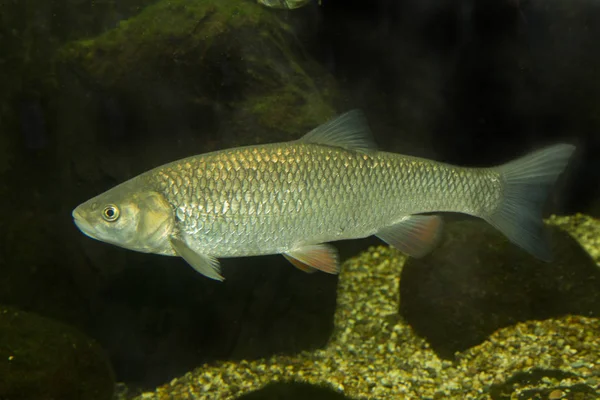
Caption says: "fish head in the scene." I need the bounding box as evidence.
[72,183,175,254]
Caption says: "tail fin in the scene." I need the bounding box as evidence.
[484,144,576,261]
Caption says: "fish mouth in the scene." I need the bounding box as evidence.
[72,208,97,239]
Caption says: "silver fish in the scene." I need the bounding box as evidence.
[257,0,313,10]
[72,111,575,281]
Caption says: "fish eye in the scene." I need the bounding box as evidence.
[102,205,120,222]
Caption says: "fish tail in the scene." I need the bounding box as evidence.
[484,144,576,261]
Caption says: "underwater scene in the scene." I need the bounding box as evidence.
[1,0,600,399]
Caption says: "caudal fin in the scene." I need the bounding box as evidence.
[484,144,576,261]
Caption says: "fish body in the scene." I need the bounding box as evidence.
[257,0,313,10]
[72,111,575,280]
[139,143,499,258]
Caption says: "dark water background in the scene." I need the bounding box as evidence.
[1,0,599,395]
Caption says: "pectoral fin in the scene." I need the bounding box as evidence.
[376,215,443,258]
[283,244,340,274]
[170,237,224,281]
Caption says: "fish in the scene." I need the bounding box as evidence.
[257,0,314,10]
[72,110,575,281]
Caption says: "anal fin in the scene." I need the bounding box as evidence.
[376,215,443,258]
[283,244,340,274]
[283,254,318,274]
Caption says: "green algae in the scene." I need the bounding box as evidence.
[243,84,335,136]
[57,0,339,147]
[59,0,289,85]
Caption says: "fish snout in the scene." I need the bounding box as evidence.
[72,206,96,238]
[72,207,82,220]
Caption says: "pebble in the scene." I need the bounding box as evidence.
[548,389,565,399]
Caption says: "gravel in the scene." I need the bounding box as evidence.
[132,214,600,400]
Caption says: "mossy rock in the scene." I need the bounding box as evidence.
[0,0,155,125]
[56,0,338,154]
[0,306,114,400]
[399,219,600,358]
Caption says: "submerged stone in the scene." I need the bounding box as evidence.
[400,218,600,358]
[56,0,338,155]
[0,306,114,400]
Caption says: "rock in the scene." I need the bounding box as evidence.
[0,306,114,400]
[0,0,153,125]
[55,0,338,171]
[399,218,600,358]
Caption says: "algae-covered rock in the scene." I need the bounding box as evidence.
[400,218,600,358]
[0,306,114,400]
[0,0,155,129]
[56,0,338,151]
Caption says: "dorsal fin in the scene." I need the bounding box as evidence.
[297,110,377,152]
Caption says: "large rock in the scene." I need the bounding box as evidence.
[400,218,600,358]
[0,0,155,127]
[56,0,338,166]
[0,306,114,400]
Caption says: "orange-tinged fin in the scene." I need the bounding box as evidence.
[376,215,443,258]
[283,244,340,274]
[283,254,318,274]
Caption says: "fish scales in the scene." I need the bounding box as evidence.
[141,143,501,258]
